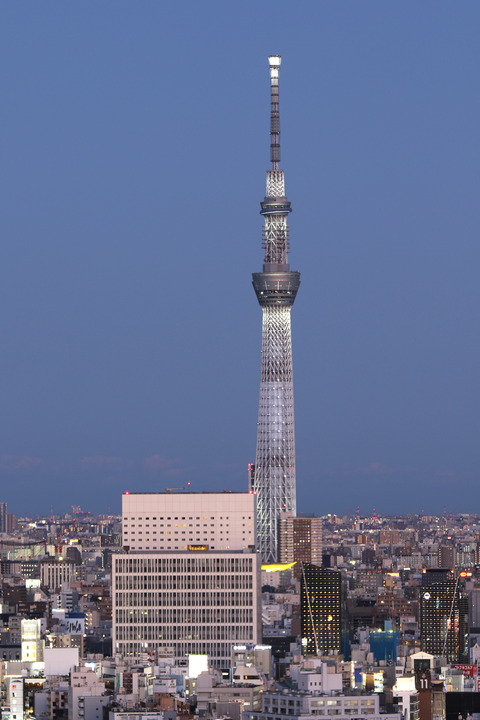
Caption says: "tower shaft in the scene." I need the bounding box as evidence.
[252,56,300,563]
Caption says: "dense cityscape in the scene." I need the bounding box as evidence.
[2,9,478,720]
[2,502,480,720]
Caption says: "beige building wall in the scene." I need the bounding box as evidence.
[279,515,322,569]
[122,491,256,552]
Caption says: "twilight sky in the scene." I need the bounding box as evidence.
[1,3,479,517]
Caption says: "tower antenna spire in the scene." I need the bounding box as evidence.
[268,55,281,170]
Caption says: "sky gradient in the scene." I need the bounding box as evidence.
[1,3,479,516]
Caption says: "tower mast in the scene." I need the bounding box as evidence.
[251,56,300,563]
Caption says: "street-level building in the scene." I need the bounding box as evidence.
[244,690,402,720]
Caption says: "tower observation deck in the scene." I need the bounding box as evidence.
[251,56,300,563]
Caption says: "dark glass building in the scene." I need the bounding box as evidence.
[300,563,342,656]
[420,576,469,663]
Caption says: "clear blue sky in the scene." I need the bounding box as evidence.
[1,2,479,516]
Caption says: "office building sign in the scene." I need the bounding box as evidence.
[59,616,85,635]
[453,664,477,678]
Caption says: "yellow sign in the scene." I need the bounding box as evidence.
[262,561,296,572]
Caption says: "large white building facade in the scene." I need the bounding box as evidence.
[122,492,255,552]
[113,549,260,667]
[113,492,261,669]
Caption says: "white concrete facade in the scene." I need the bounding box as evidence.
[68,668,106,720]
[8,677,24,720]
[113,550,261,668]
[40,561,75,592]
[245,691,402,720]
[196,669,262,713]
[122,492,256,552]
[289,664,343,694]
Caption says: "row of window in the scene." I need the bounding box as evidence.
[115,607,253,623]
[115,639,234,660]
[115,573,254,590]
[252,713,378,719]
[264,700,376,709]
[114,590,254,607]
[124,516,252,521]
[115,575,254,587]
[123,545,244,551]
[125,523,251,528]
[115,557,254,572]
[116,625,254,641]
[124,530,237,534]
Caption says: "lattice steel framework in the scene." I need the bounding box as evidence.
[251,56,300,563]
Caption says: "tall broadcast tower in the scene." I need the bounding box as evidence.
[251,56,300,563]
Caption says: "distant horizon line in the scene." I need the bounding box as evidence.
[8,507,480,521]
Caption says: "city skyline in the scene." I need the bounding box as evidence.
[1,3,480,516]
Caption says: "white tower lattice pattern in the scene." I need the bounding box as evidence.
[252,56,300,562]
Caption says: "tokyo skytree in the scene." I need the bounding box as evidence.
[251,56,300,563]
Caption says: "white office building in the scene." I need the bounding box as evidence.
[244,691,402,720]
[113,492,260,668]
[113,549,260,667]
[40,559,75,592]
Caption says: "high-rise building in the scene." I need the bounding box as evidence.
[40,559,76,593]
[300,563,342,656]
[0,503,16,534]
[0,502,7,533]
[421,568,452,587]
[113,492,261,669]
[5,513,16,533]
[420,576,469,663]
[279,515,322,576]
[251,56,300,563]
[437,545,455,569]
[468,588,480,632]
[113,550,260,668]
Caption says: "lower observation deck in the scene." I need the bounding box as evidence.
[252,270,300,307]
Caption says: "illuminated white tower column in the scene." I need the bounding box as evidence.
[251,56,300,563]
